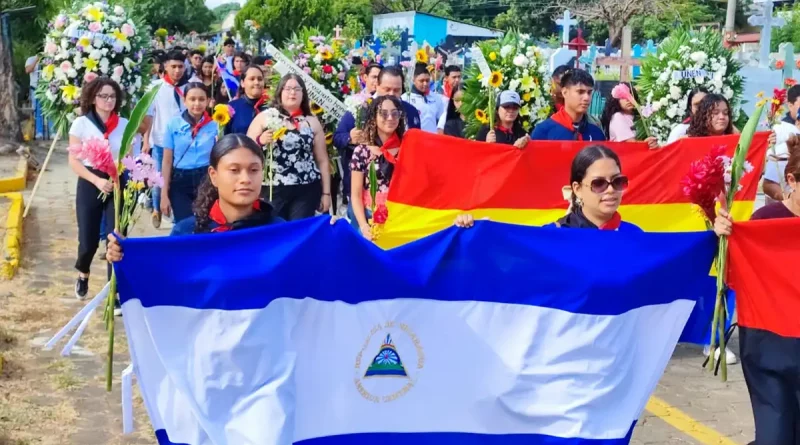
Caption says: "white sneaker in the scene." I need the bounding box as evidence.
[114,307,123,317]
[703,345,738,365]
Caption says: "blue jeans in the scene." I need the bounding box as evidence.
[347,203,372,230]
[168,167,207,223]
[151,146,163,212]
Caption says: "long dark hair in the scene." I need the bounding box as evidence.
[569,145,622,210]
[364,95,407,145]
[193,134,265,233]
[600,82,636,137]
[270,73,312,117]
[445,82,464,122]
[80,77,123,115]
[685,87,710,120]
[687,94,734,137]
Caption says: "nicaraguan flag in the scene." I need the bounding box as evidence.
[115,217,717,445]
[217,60,239,98]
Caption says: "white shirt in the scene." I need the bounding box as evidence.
[68,115,129,167]
[438,97,450,130]
[666,123,690,144]
[148,79,186,147]
[26,56,39,90]
[402,91,446,134]
[765,119,800,191]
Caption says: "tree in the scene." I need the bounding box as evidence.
[372,0,452,15]
[554,0,668,45]
[212,2,241,22]
[0,18,21,140]
[117,0,214,34]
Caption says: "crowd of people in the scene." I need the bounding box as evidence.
[63,40,799,443]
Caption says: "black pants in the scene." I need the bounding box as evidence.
[169,166,206,224]
[741,327,800,444]
[75,169,116,277]
[263,181,321,221]
[341,146,355,204]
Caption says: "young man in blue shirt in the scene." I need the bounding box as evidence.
[531,69,605,141]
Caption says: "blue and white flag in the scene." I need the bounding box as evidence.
[217,60,239,98]
[115,217,717,445]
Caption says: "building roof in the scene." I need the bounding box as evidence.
[373,10,503,35]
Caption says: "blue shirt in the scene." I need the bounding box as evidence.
[225,96,268,136]
[531,117,606,141]
[165,114,219,170]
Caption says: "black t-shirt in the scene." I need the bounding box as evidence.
[476,124,527,145]
[444,117,465,138]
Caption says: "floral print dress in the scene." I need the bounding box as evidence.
[264,117,321,186]
[349,144,394,208]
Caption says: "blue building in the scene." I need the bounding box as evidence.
[372,11,502,48]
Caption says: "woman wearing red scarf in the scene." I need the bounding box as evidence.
[348,96,407,240]
[455,145,639,232]
[247,74,331,220]
[476,90,530,148]
[105,135,285,263]
[160,83,218,224]
[68,77,128,300]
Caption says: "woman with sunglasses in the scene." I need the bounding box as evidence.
[349,95,406,240]
[455,145,636,231]
[247,74,332,220]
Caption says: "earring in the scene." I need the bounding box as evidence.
[575,196,583,207]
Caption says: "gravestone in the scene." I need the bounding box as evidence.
[646,40,657,55]
[400,28,410,61]
[550,47,577,72]
[370,38,383,56]
[594,27,639,82]
[748,0,785,68]
[632,44,643,78]
[579,45,598,71]
[603,38,613,57]
[556,10,578,45]
[781,42,795,79]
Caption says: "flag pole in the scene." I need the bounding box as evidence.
[23,129,61,218]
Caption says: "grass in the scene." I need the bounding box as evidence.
[47,359,84,392]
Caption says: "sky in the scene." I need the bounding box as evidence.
[204,0,243,10]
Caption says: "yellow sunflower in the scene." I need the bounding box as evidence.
[311,102,323,115]
[489,71,503,88]
[415,49,428,64]
[273,127,288,141]
[320,49,333,60]
[325,132,333,145]
[475,109,488,124]
[212,104,232,125]
[489,52,497,61]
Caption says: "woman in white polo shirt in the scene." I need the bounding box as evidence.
[68,77,128,300]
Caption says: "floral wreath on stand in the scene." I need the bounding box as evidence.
[460,31,553,139]
[36,2,149,136]
[636,27,745,144]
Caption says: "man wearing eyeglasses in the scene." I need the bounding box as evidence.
[334,66,420,204]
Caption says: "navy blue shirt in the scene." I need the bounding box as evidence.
[333,99,422,154]
[225,96,269,135]
[531,117,606,141]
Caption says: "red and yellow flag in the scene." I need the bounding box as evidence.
[378,130,769,249]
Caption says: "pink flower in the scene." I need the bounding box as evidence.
[641,104,654,118]
[44,42,58,55]
[113,65,124,77]
[84,72,98,83]
[611,83,634,102]
[337,71,346,81]
[69,138,117,177]
[121,23,134,37]
[303,67,311,74]
[373,205,389,224]
[60,61,72,72]
[681,145,727,222]
[226,105,235,117]
[54,15,67,29]
[88,21,102,33]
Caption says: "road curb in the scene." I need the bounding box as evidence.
[1,192,23,279]
[0,156,27,193]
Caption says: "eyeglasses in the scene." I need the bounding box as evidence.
[96,94,117,102]
[584,176,629,194]
[378,109,401,120]
[283,87,303,93]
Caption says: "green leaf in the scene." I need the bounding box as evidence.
[118,85,161,164]
[368,161,377,212]
[726,103,765,208]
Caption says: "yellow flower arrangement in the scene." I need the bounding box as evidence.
[61,85,80,101]
[85,6,103,21]
[489,71,503,88]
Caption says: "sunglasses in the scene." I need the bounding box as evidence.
[378,109,401,120]
[584,176,629,194]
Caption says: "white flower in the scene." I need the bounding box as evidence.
[513,54,529,67]
[722,86,733,99]
[669,85,682,100]
[114,5,125,14]
[690,51,707,65]
[500,44,514,58]
[89,49,102,60]
[509,79,520,91]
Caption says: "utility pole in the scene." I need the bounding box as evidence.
[724,0,737,40]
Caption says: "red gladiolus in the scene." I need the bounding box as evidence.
[373,205,389,224]
[322,65,333,74]
[681,145,727,223]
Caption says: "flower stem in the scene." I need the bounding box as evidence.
[106,181,122,392]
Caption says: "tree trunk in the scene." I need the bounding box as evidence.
[608,24,622,48]
[0,18,21,142]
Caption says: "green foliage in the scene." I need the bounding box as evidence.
[212,2,241,22]
[377,26,401,45]
[772,3,800,52]
[342,14,367,42]
[118,85,160,162]
[237,0,333,46]
[373,0,452,15]
[115,0,214,34]
[628,0,723,42]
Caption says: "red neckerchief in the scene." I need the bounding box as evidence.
[443,81,453,99]
[599,212,622,231]
[103,113,120,140]
[209,199,262,233]
[253,94,268,111]
[163,74,184,98]
[190,111,213,138]
[682,117,691,124]
[233,70,241,77]
[288,109,304,130]
[379,133,401,164]
[551,108,583,141]
[495,125,514,136]
[555,102,564,112]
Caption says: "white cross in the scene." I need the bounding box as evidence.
[334,25,343,40]
[748,0,785,68]
[555,10,578,45]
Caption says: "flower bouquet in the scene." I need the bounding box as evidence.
[344,91,370,130]
[758,89,788,190]
[212,104,235,138]
[681,101,764,381]
[461,31,552,138]
[611,83,653,137]
[636,27,745,143]
[67,138,118,200]
[260,108,287,200]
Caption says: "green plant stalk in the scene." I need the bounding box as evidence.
[269,143,274,201]
[488,89,496,129]
[106,181,122,392]
[368,161,378,214]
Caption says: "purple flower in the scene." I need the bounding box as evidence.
[641,104,654,118]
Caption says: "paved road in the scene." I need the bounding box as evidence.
[0,143,756,444]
